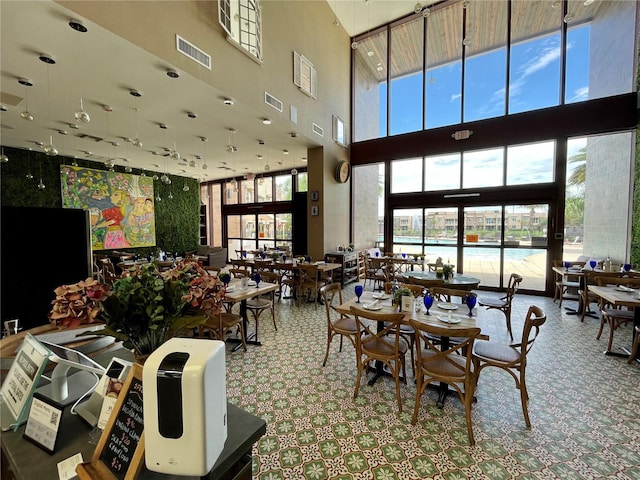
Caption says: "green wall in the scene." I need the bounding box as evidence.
[0,146,201,255]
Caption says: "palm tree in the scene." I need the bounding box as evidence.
[567,147,586,186]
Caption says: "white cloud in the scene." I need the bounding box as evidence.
[568,86,589,102]
[450,93,461,102]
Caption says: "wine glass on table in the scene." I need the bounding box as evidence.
[465,294,477,317]
[253,273,261,288]
[564,261,571,271]
[624,263,632,273]
[589,260,597,270]
[354,284,363,303]
[423,293,434,315]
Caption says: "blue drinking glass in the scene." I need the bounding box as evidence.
[282,255,287,262]
[375,251,379,257]
[402,253,406,259]
[423,294,434,315]
[564,261,571,270]
[242,251,247,258]
[465,294,477,317]
[354,284,363,303]
[589,260,597,270]
[253,273,261,287]
[624,263,632,272]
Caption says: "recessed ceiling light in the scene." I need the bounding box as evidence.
[283,149,289,154]
[187,112,197,119]
[583,0,594,4]
[0,105,6,112]
[223,98,234,106]
[302,157,308,162]
[69,123,80,129]
[68,18,88,33]
[129,89,142,97]
[262,118,272,125]
[18,78,33,87]
[102,104,112,112]
[159,123,168,129]
[166,69,179,78]
[38,53,56,64]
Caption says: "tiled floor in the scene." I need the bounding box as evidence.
[223,285,640,479]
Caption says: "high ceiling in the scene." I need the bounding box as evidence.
[0,0,422,182]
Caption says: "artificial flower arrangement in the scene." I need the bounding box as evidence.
[48,278,110,328]
[48,259,223,356]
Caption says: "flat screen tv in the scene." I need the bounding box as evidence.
[1,206,92,330]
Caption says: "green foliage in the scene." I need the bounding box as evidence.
[0,146,201,255]
[97,263,204,354]
[394,287,413,305]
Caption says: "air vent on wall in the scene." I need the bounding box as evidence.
[312,123,324,137]
[264,92,283,112]
[176,34,211,70]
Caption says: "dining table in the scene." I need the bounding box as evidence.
[224,278,279,350]
[403,271,481,290]
[588,284,640,360]
[336,291,488,408]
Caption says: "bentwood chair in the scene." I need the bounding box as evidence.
[245,271,278,340]
[579,271,623,323]
[351,306,407,411]
[552,260,584,307]
[275,262,297,302]
[297,263,320,306]
[406,276,445,291]
[320,283,360,366]
[594,276,640,353]
[409,319,481,445]
[472,305,546,428]
[198,311,247,352]
[478,273,523,340]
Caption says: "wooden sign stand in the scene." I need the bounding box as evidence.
[77,363,145,480]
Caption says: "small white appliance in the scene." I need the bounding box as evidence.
[143,338,227,476]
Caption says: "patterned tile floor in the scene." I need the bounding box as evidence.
[222,286,640,479]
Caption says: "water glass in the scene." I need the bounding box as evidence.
[423,294,434,315]
[354,284,363,303]
[589,260,597,270]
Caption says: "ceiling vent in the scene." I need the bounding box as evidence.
[176,34,211,70]
[264,92,283,112]
[312,123,324,137]
[75,133,105,142]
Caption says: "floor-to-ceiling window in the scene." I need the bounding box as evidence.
[350,0,637,294]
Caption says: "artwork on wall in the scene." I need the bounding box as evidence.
[60,166,155,250]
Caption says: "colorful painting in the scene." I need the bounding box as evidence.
[60,166,155,250]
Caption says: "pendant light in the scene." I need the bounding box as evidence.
[0,147,8,163]
[130,90,143,147]
[37,156,46,190]
[201,136,208,170]
[25,149,34,179]
[225,128,237,153]
[74,97,90,123]
[183,178,190,192]
[18,78,34,121]
[40,53,57,156]
[350,0,358,49]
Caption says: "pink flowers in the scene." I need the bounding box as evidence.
[49,278,110,328]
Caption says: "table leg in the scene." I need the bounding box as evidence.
[230,300,262,351]
[604,305,639,359]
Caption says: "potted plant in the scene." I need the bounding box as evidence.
[49,278,110,329]
[393,287,413,311]
[442,264,455,280]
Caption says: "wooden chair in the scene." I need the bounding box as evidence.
[383,282,422,297]
[579,271,623,323]
[478,273,523,340]
[198,311,247,352]
[99,258,118,285]
[472,305,546,428]
[594,276,640,353]
[229,267,249,279]
[245,271,278,339]
[364,256,387,290]
[351,306,407,411]
[406,276,445,291]
[409,319,481,445]
[275,262,297,302]
[297,263,320,306]
[552,260,584,307]
[430,286,475,305]
[628,325,640,364]
[253,259,273,274]
[320,283,360,366]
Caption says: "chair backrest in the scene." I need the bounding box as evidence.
[505,273,523,303]
[230,268,249,278]
[350,306,405,352]
[297,263,319,284]
[100,258,117,284]
[254,259,273,272]
[407,276,445,290]
[595,276,640,288]
[320,282,344,324]
[517,305,546,360]
[409,319,480,377]
[259,270,279,284]
[383,282,422,297]
[430,286,475,304]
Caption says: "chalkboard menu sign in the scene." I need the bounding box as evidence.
[76,364,145,480]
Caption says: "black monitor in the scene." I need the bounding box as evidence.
[1,206,92,329]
